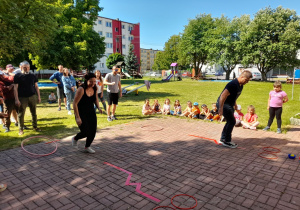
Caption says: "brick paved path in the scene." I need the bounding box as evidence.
[1,117,300,210]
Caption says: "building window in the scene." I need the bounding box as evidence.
[122,25,125,29]
[106,22,112,27]
[115,28,118,32]
[128,36,133,41]
[98,20,102,24]
[122,45,126,49]
[106,43,113,48]
[100,63,104,68]
[106,32,112,38]
[128,26,133,31]
[122,35,125,39]
[98,31,103,36]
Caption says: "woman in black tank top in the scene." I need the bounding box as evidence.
[72,73,101,153]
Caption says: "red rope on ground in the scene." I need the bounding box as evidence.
[141,125,164,131]
[171,194,198,210]
[262,147,281,153]
[258,152,278,160]
[21,136,58,157]
[188,134,220,145]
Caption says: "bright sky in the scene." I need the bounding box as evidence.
[99,0,300,51]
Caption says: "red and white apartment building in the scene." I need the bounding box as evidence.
[93,16,140,73]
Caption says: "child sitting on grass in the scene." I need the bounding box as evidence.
[241,105,259,130]
[208,103,220,121]
[152,99,161,114]
[234,105,244,126]
[199,104,210,120]
[188,102,200,119]
[162,98,171,115]
[142,99,154,115]
[181,101,193,117]
[170,99,182,116]
[48,91,57,104]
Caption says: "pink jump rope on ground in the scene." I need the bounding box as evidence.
[21,136,59,157]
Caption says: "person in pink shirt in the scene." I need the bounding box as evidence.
[241,105,259,130]
[234,104,244,126]
[263,81,288,134]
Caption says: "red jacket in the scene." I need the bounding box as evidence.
[0,74,14,100]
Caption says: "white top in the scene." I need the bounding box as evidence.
[96,78,104,94]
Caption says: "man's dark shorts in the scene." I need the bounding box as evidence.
[107,93,119,105]
[57,87,66,99]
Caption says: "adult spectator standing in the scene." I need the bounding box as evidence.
[0,65,18,132]
[0,70,14,128]
[4,64,19,127]
[216,70,252,148]
[62,68,76,115]
[104,66,122,122]
[50,65,66,111]
[14,61,41,135]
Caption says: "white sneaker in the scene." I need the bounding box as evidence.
[68,111,72,115]
[71,137,78,147]
[85,147,95,154]
[0,119,2,125]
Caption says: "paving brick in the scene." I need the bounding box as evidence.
[0,118,299,210]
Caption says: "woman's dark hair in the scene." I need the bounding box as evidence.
[83,73,97,92]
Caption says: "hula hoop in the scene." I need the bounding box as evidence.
[141,125,164,131]
[258,152,278,160]
[262,147,280,153]
[153,206,176,210]
[171,194,198,210]
[21,136,58,157]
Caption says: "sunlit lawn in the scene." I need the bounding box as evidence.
[1,77,299,150]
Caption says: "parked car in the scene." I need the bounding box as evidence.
[215,72,223,76]
[150,73,161,77]
[252,72,262,80]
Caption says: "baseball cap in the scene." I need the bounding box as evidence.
[237,105,241,110]
[201,104,207,108]
[193,102,199,106]
[6,64,14,69]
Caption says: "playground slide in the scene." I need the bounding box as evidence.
[124,72,131,78]
[162,73,174,81]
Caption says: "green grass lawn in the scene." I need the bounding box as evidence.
[1,77,299,150]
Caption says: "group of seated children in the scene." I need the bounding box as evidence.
[143,99,260,129]
[142,99,221,121]
[234,104,259,130]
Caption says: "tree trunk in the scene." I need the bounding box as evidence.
[261,70,268,81]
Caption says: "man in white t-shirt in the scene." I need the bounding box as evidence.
[104,66,122,122]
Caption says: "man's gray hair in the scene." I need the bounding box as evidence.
[112,65,117,69]
[20,61,30,66]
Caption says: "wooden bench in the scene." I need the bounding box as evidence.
[286,78,300,84]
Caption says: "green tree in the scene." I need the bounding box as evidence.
[125,44,139,72]
[241,6,300,81]
[209,15,250,80]
[152,51,169,70]
[0,0,63,66]
[179,14,215,76]
[30,0,105,70]
[106,53,124,69]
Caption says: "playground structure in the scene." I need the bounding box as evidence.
[122,80,151,95]
[162,63,182,81]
